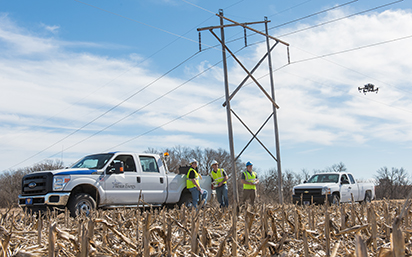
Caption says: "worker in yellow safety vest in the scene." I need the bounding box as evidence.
[187,158,208,209]
[210,160,229,207]
[241,161,259,206]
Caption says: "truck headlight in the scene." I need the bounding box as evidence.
[322,187,331,195]
[53,176,71,191]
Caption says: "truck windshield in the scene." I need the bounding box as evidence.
[307,174,339,183]
[71,153,114,169]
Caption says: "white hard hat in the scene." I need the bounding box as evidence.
[211,160,219,166]
[190,158,198,164]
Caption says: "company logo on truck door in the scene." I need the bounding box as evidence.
[112,179,136,189]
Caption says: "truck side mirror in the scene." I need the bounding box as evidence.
[341,179,349,185]
[114,162,124,174]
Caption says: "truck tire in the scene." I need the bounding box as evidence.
[364,191,372,203]
[331,193,340,205]
[177,192,193,208]
[68,193,96,217]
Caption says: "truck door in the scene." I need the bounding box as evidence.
[102,154,141,205]
[348,174,360,201]
[340,174,351,202]
[138,155,167,203]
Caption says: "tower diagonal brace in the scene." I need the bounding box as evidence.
[209,30,280,109]
[222,41,279,107]
[231,110,277,162]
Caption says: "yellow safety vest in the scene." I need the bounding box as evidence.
[211,168,226,187]
[187,168,199,189]
[243,170,257,190]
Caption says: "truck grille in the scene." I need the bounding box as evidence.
[294,188,322,196]
[21,172,53,196]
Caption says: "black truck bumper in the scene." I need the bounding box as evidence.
[292,194,333,205]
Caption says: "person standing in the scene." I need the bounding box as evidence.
[187,158,208,209]
[241,161,259,206]
[210,160,229,208]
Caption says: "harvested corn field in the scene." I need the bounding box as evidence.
[1,199,411,256]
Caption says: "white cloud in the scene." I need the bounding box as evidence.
[42,24,60,34]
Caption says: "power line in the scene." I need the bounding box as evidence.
[66,1,365,152]
[104,65,290,150]
[11,0,409,168]
[277,0,403,38]
[107,96,225,150]
[73,0,222,52]
[47,44,248,157]
[202,0,359,51]
[73,0,198,45]
[291,34,412,64]
[56,51,226,153]
[289,34,412,95]
[47,38,412,162]
[268,0,358,30]
[181,0,216,15]
[8,3,222,169]
[211,0,401,54]
[6,6,217,153]
[8,0,246,169]
[267,0,314,17]
[106,56,412,152]
[91,0,412,157]
[236,0,402,49]
[50,3,405,155]
[9,50,201,169]
[280,68,412,115]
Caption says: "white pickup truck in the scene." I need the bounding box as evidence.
[292,172,375,205]
[18,152,211,216]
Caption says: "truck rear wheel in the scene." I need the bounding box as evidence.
[177,192,193,208]
[68,193,96,217]
[364,191,372,203]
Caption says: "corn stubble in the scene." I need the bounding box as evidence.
[0,199,411,256]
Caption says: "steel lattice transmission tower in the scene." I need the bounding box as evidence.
[198,10,290,205]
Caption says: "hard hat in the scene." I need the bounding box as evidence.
[246,161,253,167]
[211,160,219,166]
[190,158,198,164]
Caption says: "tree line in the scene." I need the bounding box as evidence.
[0,147,410,208]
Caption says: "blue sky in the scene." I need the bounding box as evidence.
[1,0,412,181]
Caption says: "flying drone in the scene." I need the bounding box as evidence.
[358,83,378,94]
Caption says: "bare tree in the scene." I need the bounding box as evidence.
[0,170,27,208]
[258,169,301,203]
[0,159,64,208]
[325,162,347,173]
[300,168,311,182]
[374,167,411,199]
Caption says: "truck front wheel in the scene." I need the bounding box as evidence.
[331,193,340,205]
[68,193,96,217]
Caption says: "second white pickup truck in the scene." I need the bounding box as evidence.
[292,172,375,205]
[18,152,212,216]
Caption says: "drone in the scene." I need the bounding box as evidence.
[358,83,378,94]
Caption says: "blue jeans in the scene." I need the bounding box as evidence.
[215,184,229,208]
[188,187,208,209]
